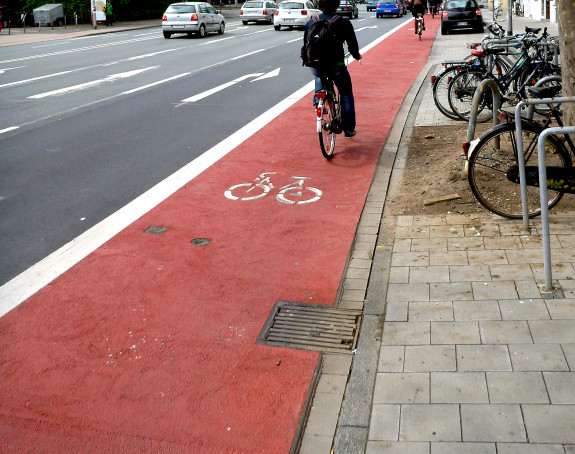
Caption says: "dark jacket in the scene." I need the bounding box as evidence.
[303,13,361,66]
[411,1,426,16]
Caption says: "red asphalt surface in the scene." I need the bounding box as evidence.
[0,18,438,453]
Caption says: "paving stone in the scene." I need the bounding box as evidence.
[508,344,569,371]
[373,373,429,403]
[430,282,473,301]
[449,265,491,282]
[506,249,545,265]
[448,237,484,251]
[299,433,333,454]
[409,302,454,322]
[404,345,456,372]
[457,345,512,371]
[392,252,430,267]
[562,344,575,370]
[390,267,409,284]
[411,238,448,252]
[387,283,430,302]
[397,216,414,227]
[496,443,565,454]
[465,223,500,238]
[453,300,502,321]
[499,299,550,320]
[369,404,400,441]
[429,251,468,266]
[543,372,575,403]
[431,372,488,403]
[489,264,534,281]
[304,391,342,436]
[366,441,430,454]
[409,266,450,284]
[523,404,575,443]
[346,266,371,280]
[479,321,533,344]
[532,262,575,281]
[530,320,575,343]
[395,226,430,239]
[414,215,448,226]
[400,404,461,441]
[316,373,349,395]
[431,442,495,453]
[472,281,518,300]
[382,322,431,345]
[431,321,480,344]
[394,239,412,252]
[545,298,575,319]
[321,354,352,375]
[430,225,464,238]
[461,404,526,442]
[485,236,522,250]
[467,250,508,265]
[378,345,405,372]
[515,280,542,300]
[486,372,549,403]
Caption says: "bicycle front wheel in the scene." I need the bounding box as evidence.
[467,122,571,219]
[318,97,336,160]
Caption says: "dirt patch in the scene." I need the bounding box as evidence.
[385,124,575,217]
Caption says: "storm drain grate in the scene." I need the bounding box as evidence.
[257,301,362,354]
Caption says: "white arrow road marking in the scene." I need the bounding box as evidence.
[355,25,378,31]
[251,68,280,82]
[28,66,158,99]
[122,72,191,95]
[181,73,264,103]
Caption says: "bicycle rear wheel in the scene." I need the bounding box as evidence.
[318,97,336,159]
[467,122,571,219]
[448,69,494,123]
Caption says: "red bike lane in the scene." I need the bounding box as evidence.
[0,19,438,453]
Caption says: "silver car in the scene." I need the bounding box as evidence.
[162,2,225,39]
[240,1,278,24]
[274,0,321,30]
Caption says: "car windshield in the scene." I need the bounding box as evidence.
[165,4,197,13]
[244,2,264,7]
[280,2,305,9]
[446,0,476,7]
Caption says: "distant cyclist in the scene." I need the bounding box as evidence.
[304,0,362,138]
[411,0,427,33]
[428,0,439,15]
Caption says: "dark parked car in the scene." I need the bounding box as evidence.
[336,0,359,18]
[441,0,484,34]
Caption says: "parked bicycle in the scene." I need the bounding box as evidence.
[466,84,575,219]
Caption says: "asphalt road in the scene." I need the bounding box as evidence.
[0,13,408,286]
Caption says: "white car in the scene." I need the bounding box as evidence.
[274,0,321,30]
[241,1,278,24]
[162,2,225,39]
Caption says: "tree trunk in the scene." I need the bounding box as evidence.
[557,0,575,126]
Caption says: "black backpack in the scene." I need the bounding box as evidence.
[301,15,341,70]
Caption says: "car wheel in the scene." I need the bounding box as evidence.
[197,23,206,37]
[242,20,248,25]
[218,21,225,34]
[274,24,281,30]
[475,24,484,33]
[441,23,448,34]
[163,31,172,39]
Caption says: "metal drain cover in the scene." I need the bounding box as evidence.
[257,301,362,354]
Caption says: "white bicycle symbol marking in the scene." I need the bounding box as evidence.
[224,172,322,205]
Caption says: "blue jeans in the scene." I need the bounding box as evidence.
[311,67,356,134]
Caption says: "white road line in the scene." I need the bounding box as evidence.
[199,36,236,45]
[122,72,191,94]
[182,73,264,102]
[33,41,72,48]
[0,20,410,318]
[28,66,158,99]
[286,37,301,43]
[128,49,178,60]
[0,126,19,134]
[0,69,79,89]
[231,48,266,60]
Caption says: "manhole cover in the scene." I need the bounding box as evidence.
[257,301,362,354]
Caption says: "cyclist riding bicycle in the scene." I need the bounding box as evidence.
[428,0,439,14]
[411,0,427,33]
[304,0,362,138]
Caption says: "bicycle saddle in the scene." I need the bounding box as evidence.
[527,85,562,99]
[525,26,541,34]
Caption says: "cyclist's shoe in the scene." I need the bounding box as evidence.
[345,131,357,138]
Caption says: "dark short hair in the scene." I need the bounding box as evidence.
[318,0,340,13]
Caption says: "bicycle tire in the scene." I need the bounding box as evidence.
[318,97,336,159]
[517,62,562,114]
[494,7,507,22]
[447,69,494,123]
[432,66,464,121]
[467,122,571,219]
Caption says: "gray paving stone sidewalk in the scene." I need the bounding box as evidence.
[299,13,575,454]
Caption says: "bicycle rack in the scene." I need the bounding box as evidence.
[535,126,575,293]
[462,78,502,177]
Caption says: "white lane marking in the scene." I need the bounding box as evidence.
[0,69,80,89]
[199,36,236,45]
[122,72,191,94]
[128,49,178,60]
[0,20,411,317]
[231,48,266,60]
[0,126,19,134]
[181,73,264,102]
[252,68,280,81]
[286,37,301,43]
[355,25,378,31]
[0,66,26,75]
[28,67,158,99]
